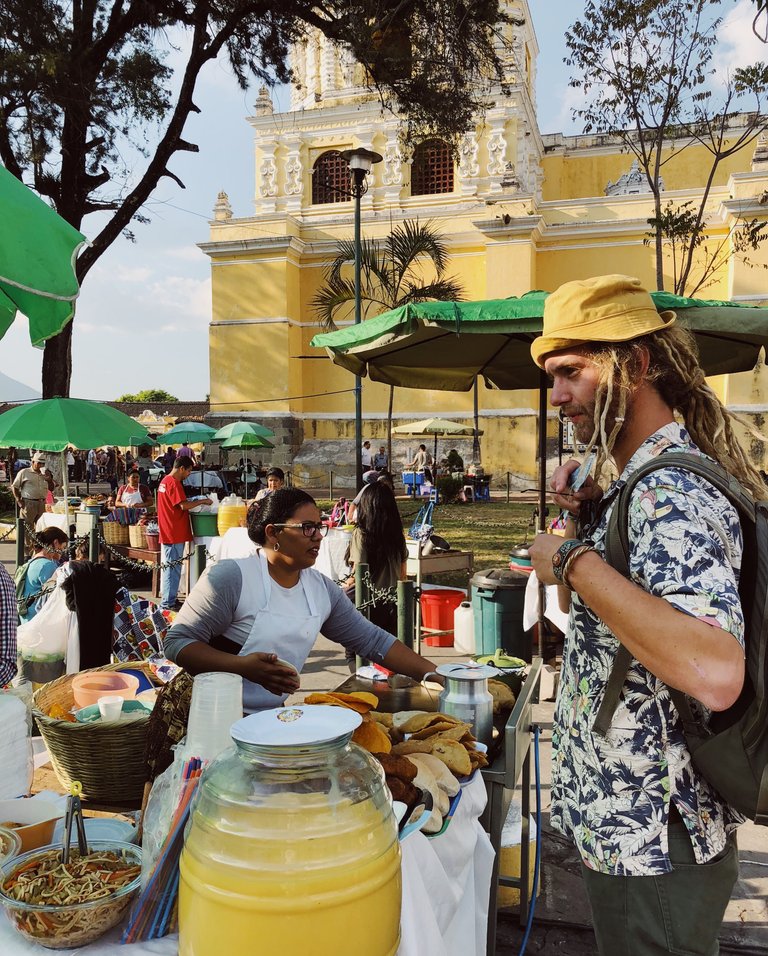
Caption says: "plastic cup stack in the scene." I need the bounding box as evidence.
[185,673,244,761]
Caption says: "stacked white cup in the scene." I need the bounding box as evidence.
[185,673,244,761]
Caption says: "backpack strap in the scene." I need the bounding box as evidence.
[594,452,753,738]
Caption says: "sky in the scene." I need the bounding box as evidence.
[1,0,762,401]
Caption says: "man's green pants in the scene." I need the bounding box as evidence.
[581,821,738,955]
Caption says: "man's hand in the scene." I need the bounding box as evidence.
[529,533,576,586]
[239,652,301,695]
[551,458,602,518]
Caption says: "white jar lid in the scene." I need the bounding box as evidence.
[230,705,361,747]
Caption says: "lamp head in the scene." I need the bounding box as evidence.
[341,147,383,174]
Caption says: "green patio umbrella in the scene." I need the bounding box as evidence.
[0,164,88,346]
[391,416,482,465]
[218,432,275,498]
[212,421,275,442]
[158,422,218,496]
[0,397,153,529]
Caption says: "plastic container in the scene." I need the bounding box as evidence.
[420,587,466,647]
[0,825,22,867]
[217,494,247,537]
[0,799,61,853]
[190,511,219,537]
[178,706,401,956]
[98,695,124,721]
[71,671,139,710]
[185,672,243,762]
[0,841,141,949]
[453,601,476,655]
[144,530,160,551]
[471,568,532,661]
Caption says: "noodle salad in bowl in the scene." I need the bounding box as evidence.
[0,840,141,949]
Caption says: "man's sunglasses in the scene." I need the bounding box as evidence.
[272,521,328,538]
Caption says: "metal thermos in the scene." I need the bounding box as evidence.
[434,663,495,746]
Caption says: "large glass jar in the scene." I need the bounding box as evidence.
[178,706,401,956]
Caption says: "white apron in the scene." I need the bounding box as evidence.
[238,551,331,713]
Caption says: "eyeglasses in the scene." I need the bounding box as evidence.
[273,521,328,538]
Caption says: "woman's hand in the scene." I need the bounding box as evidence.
[551,458,602,518]
[239,652,301,695]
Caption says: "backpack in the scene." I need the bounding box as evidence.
[13,560,35,618]
[592,452,768,824]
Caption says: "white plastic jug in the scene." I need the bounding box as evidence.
[453,601,476,656]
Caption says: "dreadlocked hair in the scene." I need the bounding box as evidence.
[583,325,766,499]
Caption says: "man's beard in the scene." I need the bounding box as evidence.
[569,390,628,446]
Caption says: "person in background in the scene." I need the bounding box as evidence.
[12,452,49,532]
[164,489,437,714]
[87,448,97,483]
[361,440,373,470]
[343,481,407,672]
[42,468,56,510]
[407,444,433,483]
[134,446,155,486]
[374,446,388,470]
[163,446,177,473]
[66,449,75,481]
[18,527,68,621]
[254,467,285,503]
[177,443,196,463]
[157,455,211,611]
[115,471,154,510]
[0,563,17,686]
[347,471,394,524]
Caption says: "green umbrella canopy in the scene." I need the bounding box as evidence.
[0,165,88,347]
[310,292,768,390]
[0,398,153,451]
[158,421,217,445]
[218,433,274,450]
[212,421,275,442]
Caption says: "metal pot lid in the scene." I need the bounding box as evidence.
[436,663,496,680]
[231,705,361,748]
[471,567,530,588]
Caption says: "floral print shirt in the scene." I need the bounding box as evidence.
[550,423,745,876]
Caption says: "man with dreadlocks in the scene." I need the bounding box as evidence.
[528,275,763,956]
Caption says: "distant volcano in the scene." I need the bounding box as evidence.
[0,372,40,402]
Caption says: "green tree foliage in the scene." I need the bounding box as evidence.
[565,0,768,295]
[117,389,179,403]
[0,0,511,398]
[312,218,466,466]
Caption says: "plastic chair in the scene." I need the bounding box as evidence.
[474,481,491,502]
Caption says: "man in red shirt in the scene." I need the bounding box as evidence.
[157,456,211,610]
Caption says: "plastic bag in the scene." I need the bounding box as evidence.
[17,584,78,665]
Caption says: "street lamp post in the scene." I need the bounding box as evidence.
[341,148,382,490]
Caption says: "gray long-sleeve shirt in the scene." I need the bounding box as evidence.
[164,558,396,710]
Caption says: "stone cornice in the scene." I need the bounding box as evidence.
[472,214,544,242]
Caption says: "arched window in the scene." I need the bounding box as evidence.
[411,140,454,196]
[312,150,349,205]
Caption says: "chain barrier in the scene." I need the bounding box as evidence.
[0,522,16,543]
[22,523,90,552]
[97,533,192,572]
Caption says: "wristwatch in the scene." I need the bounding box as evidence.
[551,538,589,584]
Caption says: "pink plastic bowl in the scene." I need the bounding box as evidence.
[71,672,140,710]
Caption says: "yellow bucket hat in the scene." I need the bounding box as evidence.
[531,274,676,367]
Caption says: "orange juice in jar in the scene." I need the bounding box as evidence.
[178,706,401,956]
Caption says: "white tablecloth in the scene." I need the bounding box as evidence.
[204,528,258,561]
[0,776,493,956]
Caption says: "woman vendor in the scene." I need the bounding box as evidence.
[164,488,439,713]
[115,471,154,510]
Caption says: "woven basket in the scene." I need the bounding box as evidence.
[128,524,147,548]
[102,520,130,546]
[33,662,157,804]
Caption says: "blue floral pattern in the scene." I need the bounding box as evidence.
[550,423,745,876]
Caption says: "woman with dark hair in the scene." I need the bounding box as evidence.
[164,488,437,713]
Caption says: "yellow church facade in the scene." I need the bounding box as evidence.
[202,1,768,486]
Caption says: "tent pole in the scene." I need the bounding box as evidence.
[537,372,548,659]
[61,450,72,551]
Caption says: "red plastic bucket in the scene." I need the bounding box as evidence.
[144,531,160,552]
[420,588,466,647]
